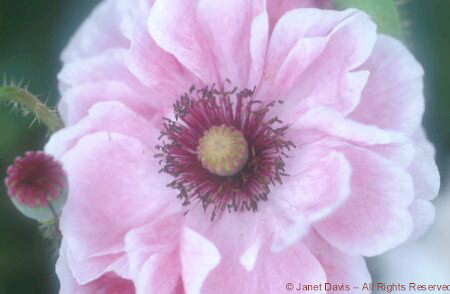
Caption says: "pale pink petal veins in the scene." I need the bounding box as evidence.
[48,131,178,260]
[148,0,267,88]
[184,205,263,259]
[291,106,406,144]
[63,242,129,285]
[407,129,440,238]
[199,241,326,294]
[59,82,157,127]
[125,215,183,294]
[409,199,435,240]
[367,140,415,168]
[315,146,414,256]
[267,0,331,31]
[304,231,371,293]
[195,0,266,88]
[408,129,440,201]
[59,0,179,124]
[57,243,135,294]
[58,0,136,105]
[260,9,375,116]
[272,146,351,234]
[58,49,153,124]
[61,0,130,63]
[181,227,221,294]
[46,101,158,157]
[350,35,425,134]
[48,102,181,285]
[59,49,145,94]
[148,0,217,84]
[248,10,269,89]
[123,0,200,110]
[351,36,439,241]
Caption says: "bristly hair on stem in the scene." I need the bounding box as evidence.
[0,79,64,133]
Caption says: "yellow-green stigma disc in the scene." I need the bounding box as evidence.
[197,125,249,177]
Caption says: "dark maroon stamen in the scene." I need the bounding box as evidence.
[156,83,294,220]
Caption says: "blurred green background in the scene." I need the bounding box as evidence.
[0,1,448,293]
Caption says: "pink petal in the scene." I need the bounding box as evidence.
[63,241,129,285]
[184,146,350,255]
[248,12,269,88]
[195,0,266,87]
[184,206,263,259]
[56,244,135,294]
[61,0,129,63]
[57,49,152,125]
[133,254,183,294]
[125,215,183,294]
[123,0,200,108]
[46,101,158,158]
[267,0,331,31]
[315,146,414,256]
[181,227,221,294]
[148,0,216,84]
[58,49,145,95]
[291,106,406,144]
[367,140,415,168]
[148,0,267,87]
[199,241,326,293]
[408,129,440,201]
[184,205,306,274]
[54,132,178,259]
[60,82,157,125]
[409,199,435,240]
[273,146,351,232]
[305,231,371,292]
[350,35,425,134]
[260,9,375,115]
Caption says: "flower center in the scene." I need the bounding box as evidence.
[197,125,248,177]
[156,83,294,220]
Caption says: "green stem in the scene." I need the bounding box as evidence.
[46,202,62,243]
[0,86,64,132]
[47,201,59,220]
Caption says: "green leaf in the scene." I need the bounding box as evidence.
[333,0,403,38]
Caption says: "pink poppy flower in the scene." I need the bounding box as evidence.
[46,0,440,293]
